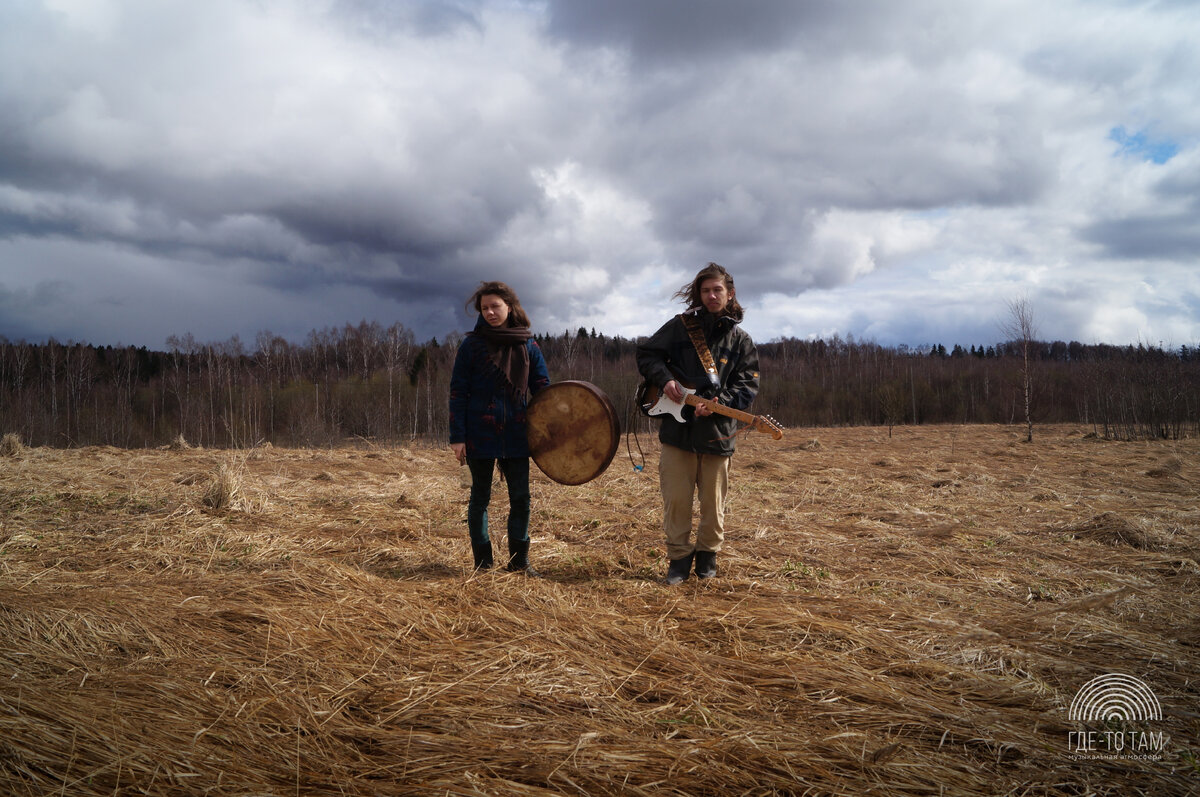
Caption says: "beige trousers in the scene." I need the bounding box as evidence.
[659,443,731,561]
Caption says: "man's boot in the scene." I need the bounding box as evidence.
[666,552,694,585]
[694,550,717,579]
[471,541,494,571]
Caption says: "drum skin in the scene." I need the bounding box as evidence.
[526,381,620,485]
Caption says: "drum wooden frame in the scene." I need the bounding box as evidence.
[526,381,620,485]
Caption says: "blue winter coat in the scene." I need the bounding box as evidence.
[448,319,551,460]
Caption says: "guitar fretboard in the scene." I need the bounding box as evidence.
[683,394,783,439]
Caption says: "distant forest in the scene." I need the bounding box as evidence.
[1,322,1197,448]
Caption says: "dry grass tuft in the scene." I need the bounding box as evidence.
[1,425,1197,795]
[201,461,241,510]
[1065,512,1159,550]
[166,432,192,450]
[1146,455,1184,478]
[0,432,25,457]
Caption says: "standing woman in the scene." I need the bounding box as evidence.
[448,281,550,573]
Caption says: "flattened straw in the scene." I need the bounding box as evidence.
[0,426,1195,795]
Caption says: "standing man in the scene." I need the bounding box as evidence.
[636,263,760,585]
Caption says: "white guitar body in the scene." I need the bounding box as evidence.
[645,386,696,423]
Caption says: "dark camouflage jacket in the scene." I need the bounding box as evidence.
[636,308,760,456]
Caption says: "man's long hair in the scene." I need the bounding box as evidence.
[466,281,532,328]
[673,262,744,320]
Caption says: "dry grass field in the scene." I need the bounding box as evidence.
[1,424,1197,795]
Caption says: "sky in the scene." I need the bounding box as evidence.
[1,0,1198,352]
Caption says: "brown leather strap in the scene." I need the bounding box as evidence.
[679,313,720,388]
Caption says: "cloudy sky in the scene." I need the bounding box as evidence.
[1,0,1198,352]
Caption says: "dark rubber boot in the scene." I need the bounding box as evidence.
[694,550,717,579]
[506,540,539,576]
[471,541,494,571]
[666,553,695,585]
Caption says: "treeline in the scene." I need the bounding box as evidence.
[755,336,1198,440]
[1,323,1197,448]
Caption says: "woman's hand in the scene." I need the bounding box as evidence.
[450,443,466,465]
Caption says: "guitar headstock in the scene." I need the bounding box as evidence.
[753,414,785,440]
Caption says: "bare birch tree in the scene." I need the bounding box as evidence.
[1002,297,1038,442]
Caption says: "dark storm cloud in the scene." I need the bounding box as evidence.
[0,0,551,322]
[331,0,486,39]
[1155,162,1200,207]
[0,279,73,342]
[1082,213,1200,260]
[0,0,1198,349]
[545,0,1056,304]
[1081,152,1200,260]
[544,0,909,62]
[269,176,536,260]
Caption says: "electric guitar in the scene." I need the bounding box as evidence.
[637,380,784,440]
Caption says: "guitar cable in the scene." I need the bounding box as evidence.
[624,397,647,473]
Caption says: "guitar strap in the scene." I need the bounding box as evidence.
[679,313,721,389]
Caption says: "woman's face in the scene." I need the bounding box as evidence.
[480,294,511,327]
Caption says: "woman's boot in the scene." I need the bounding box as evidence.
[471,540,494,571]
[506,539,538,576]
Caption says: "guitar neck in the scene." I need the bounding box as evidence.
[683,393,759,426]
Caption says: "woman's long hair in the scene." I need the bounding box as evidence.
[673,262,744,319]
[466,281,531,328]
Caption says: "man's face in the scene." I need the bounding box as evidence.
[700,277,730,314]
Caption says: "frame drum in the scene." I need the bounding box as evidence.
[526,381,620,485]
